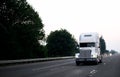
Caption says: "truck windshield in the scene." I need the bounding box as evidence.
[80,42,95,47]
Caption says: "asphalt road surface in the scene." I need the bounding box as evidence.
[0,54,120,77]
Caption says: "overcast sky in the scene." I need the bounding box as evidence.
[27,0,120,52]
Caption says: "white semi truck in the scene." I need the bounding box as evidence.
[75,32,102,65]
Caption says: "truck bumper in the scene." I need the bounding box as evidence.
[75,58,97,62]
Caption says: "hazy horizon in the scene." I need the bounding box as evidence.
[27,0,120,52]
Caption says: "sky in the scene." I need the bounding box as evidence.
[27,0,120,52]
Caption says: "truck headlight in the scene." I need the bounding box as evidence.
[75,53,80,58]
[91,54,97,58]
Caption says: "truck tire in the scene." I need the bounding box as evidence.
[76,61,80,66]
[99,59,102,63]
[99,56,103,63]
[94,59,99,65]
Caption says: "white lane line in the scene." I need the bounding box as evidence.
[90,70,97,74]
[88,69,97,77]
[103,63,106,65]
[32,61,73,71]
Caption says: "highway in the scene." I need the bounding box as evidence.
[0,54,120,77]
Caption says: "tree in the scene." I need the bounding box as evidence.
[110,50,118,55]
[46,29,78,57]
[0,0,45,59]
[100,36,107,54]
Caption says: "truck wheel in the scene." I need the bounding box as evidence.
[99,56,103,63]
[94,59,99,65]
[99,59,102,63]
[76,61,80,66]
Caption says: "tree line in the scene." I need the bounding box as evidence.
[0,0,45,59]
[0,0,110,60]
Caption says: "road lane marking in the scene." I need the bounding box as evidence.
[90,70,97,74]
[103,63,106,65]
[88,69,97,77]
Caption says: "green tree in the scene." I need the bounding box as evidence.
[100,36,106,54]
[110,50,118,55]
[47,29,78,57]
[0,0,45,59]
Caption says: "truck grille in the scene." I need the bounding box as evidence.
[79,50,91,58]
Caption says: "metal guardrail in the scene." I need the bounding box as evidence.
[0,56,74,66]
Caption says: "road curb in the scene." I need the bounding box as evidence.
[0,56,74,66]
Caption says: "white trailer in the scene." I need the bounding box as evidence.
[75,32,102,65]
